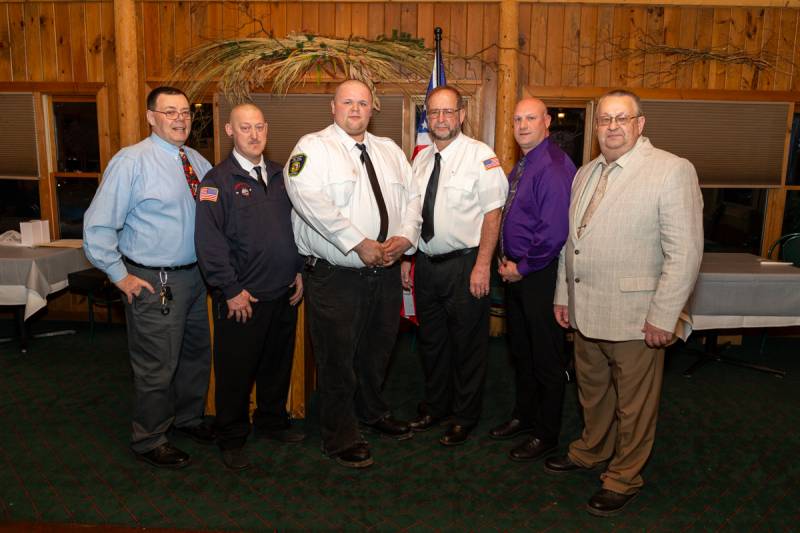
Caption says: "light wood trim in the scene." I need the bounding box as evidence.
[0,82,103,94]
[130,0,800,6]
[33,91,58,240]
[494,0,519,173]
[525,86,800,102]
[763,188,788,256]
[54,172,102,179]
[115,0,141,146]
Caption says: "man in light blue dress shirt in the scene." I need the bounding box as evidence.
[83,86,214,469]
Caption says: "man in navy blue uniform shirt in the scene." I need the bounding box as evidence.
[490,97,575,462]
[195,103,304,470]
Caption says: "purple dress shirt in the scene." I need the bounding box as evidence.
[501,137,575,276]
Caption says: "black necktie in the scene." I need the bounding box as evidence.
[356,143,388,242]
[253,165,267,194]
[421,153,441,243]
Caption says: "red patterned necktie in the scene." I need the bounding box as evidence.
[179,147,200,198]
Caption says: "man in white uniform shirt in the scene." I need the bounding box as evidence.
[284,80,422,468]
[402,86,508,446]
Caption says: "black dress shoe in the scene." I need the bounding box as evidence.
[544,454,593,474]
[439,424,472,446]
[408,413,447,432]
[221,447,251,471]
[255,427,307,443]
[587,489,638,517]
[363,415,413,440]
[509,437,557,462]
[136,443,191,469]
[334,444,373,469]
[174,423,216,445]
[489,419,534,440]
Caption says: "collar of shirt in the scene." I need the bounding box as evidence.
[595,135,647,174]
[149,132,183,155]
[521,137,551,167]
[232,147,265,180]
[332,122,371,154]
[433,131,465,161]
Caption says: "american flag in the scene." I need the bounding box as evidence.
[412,27,446,161]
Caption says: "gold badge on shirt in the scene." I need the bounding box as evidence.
[288,154,307,177]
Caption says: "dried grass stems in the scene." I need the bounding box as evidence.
[169,33,436,109]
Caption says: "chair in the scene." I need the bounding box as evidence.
[68,268,121,340]
[766,233,800,266]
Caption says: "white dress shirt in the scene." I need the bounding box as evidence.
[284,123,422,267]
[232,148,267,187]
[412,133,508,255]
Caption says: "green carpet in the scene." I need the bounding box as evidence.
[0,320,798,531]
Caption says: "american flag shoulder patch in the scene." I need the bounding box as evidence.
[199,186,219,202]
[483,157,501,170]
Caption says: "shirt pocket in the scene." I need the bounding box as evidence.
[444,176,478,210]
[383,173,408,207]
[326,174,357,208]
[618,276,659,292]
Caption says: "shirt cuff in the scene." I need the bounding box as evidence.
[106,261,128,284]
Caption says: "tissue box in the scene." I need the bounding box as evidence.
[20,222,36,246]
[20,220,51,245]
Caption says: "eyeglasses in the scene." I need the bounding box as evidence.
[151,109,193,121]
[596,114,641,127]
[427,108,461,119]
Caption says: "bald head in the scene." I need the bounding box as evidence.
[513,98,551,155]
[225,103,267,165]
[331,79,373,141]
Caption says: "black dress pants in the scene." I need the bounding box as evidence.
[304,261,402,456]
[415,250,489,427]
[212,291,297,450]
[505,257,566,443]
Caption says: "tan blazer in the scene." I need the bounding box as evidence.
[554,137,704,342]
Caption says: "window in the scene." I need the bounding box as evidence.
[549,107,585,169]
[189,102,215,164]
[702,188,766,254]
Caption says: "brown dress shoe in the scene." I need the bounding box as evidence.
[408,413,448,432]
[488,419,534,440]
[439,424,472,446]
[587,489,638,517]
[334,444,374,469]
[136,443,191,469]
[363,415,413,440]
[544,454,594,473]
[221,447,251,471]
[174,423,216,445]
[509,437,557,462]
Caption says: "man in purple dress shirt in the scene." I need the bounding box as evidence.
[490,98,576,462]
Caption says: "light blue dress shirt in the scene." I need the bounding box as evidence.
[83,133,212,283]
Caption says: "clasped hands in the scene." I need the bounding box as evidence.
[354,237,411,268]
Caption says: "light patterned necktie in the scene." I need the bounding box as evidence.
[578,162,617,237]
[178,147,200,199]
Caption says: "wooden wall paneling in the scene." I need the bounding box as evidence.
[236,1,254,38]
[366,2,383,39]
[660,7,680,88]
[692,8,714,89]
[101,1,119,152]
[594,5,613,87]
[301,2,319,34]
[643,6,664,88]
[434,3,452,76]
[24,2,43,81]
[40,3,57,80]
[0,5,12,81]
[318,3,334,36]
[545,5,564,86]
[710,8,730,89]
[221,0,239,39]
[96,84,111,170]
[188,1,205,47]
[625,7,646,88]
[85,3,102,83]
[610,6,628,87]
[578,5,597,87]
[465,2,484,81]
[741,8,764,89]
[272,2,288,38]
[763,188,788,256]
[54,3,72,81]
[482,3,499,71]
[159,2,175,75]
[775,9,798,91]
[251,3,270,37]
[561,5,580,87]
[791,10,800,91]
[726,8,746,89]
[449,3,467,79]
[417,3,434,47]
[174,0,191,64]
[676,8,698,88]
[69,3,88,83]
[518,4,531,86]
[758,7,779,91]
[351,2,368,38]
[399,2,416,38]
[141,2,160,80]
[334,3,351,37]
[286,2,303,34]
[7,3,26,81]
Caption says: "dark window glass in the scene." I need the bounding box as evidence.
[0,179,40,233]
[53,102,100,173]
[786,114,800,186]
[56,178,97,239]
[189,102,215,164]
[782,190,800,235]
[549,107,585,168]
[702,188,766,253]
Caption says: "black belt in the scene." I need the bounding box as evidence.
[423,247,477,264]
[306,256,396,276]
[123,256,197,271]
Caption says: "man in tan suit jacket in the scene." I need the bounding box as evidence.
[547,90,704,517]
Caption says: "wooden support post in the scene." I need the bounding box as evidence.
[494,0,519,173]
[114,0,141,147]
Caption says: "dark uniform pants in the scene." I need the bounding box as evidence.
[505,257,567,443]
[212,292,298,450]
[123,264,211,454]
[304,261,402,456]
[415,249,489,427]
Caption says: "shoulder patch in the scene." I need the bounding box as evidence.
[483,157,501,170]
[288,153,307,177]
[199,186,218,202]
